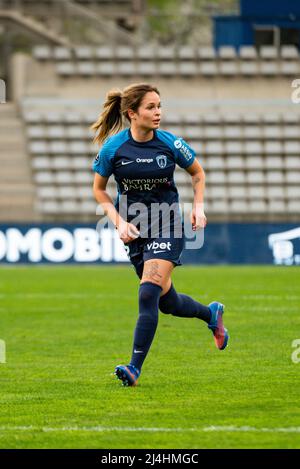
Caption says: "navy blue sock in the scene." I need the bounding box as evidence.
[159,284,211,323]
[130,282,162,371]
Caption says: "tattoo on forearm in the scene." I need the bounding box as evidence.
[143,261,162,283]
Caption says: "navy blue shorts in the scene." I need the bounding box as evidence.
[124,234,184,279]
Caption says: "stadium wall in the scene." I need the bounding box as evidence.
[0,223,299,265]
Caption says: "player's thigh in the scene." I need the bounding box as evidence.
[141,259,174,293]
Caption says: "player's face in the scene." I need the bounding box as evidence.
[131,91,161,131]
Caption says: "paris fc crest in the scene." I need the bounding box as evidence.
[156,154,167,169]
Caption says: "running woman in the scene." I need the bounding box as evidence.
[92,83,229,386]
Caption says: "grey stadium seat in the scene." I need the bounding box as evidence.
[33,46,52,60]
[259,46,278,60]
[56,62,77,76]
[197,46,217,60]
[239,46,258,60]
[54,47,72,61]
[280,46,299,59]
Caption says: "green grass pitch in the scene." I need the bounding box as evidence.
[0,265,299,449]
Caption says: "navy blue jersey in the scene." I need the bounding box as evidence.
[92,128,196,236]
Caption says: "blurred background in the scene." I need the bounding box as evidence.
[0,0,300,265]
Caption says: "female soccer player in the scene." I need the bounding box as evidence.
[92,83,229,386]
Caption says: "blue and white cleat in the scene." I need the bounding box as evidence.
[208,302,229,350]
[114,364,140,387]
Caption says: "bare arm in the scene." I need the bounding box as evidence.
[93,173,139,243]
[185,159,207,230]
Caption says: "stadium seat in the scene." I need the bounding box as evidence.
[225,141,244,155]
[219,62,239,76]
[246,170,265,184]
[285,156,300,168]
[223,126,243,139]
[157,62,177,76]
[286,186,300,198]
[54,47,72,61]
[117,62,137,76]
[259,46,278,60]
[96,62,116,76]
[56,62,77,76]
[240,62,259,76]
[206,171,226,184]
[47,126,65,139]
[260,62,279,76]
[262,126,282,139]
[282,126,299,138]
[184,127,203,139]
[228,186,247,198]
[230,200,248,212]
[197,46,217,60]
[218,46,237,60]
[95,46,115,59]
[248,200,268,213]
[58,187,76,199]
[115,46,135,60]
[244,141,264,155]
[77,62,97,76]
[280,46,299,59]
[34,172,54,184]
[178,46,196,60]
[284,141,300,154]
[265,142,283,154]
[199,62,218,76]
[280,62,300,75]
[227,171,246,184]
[157,46,176,60]
[32,156,51,169]
[243,126,262,139]
[205,156,225,170]
[287,200,300,213]
[226,156,245,169]
[37,186,56,199]
[33,46,52,60]
[286,171,300,183]
[27,126,47,139]
[178,62,198,76]
[265,156,283,169]
[266,171,284,184]
[262,113,281,124]
[205,141,224,155]
[239,46,258,60]
[75,46,94,60]
[248,186,266,198]
[268,200,286,212]
[245,156,264,169]
[136,46,156,60]
[39,201,59,213]
[136,62,156,76]
[30,141,48,154]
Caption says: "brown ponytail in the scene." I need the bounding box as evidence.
[91,88,123,145]
[91,83,160,146]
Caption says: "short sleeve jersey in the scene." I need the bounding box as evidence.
[92,128,195,211]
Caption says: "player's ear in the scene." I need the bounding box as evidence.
[127,108,136,120]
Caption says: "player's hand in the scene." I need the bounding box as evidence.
[117,220,140,244]
[190,204,207,231]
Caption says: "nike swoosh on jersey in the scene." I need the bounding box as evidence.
[121,161,134,165]
[153,250,167,254]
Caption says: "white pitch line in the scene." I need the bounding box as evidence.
[0,425,300,434]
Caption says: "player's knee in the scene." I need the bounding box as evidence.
[139,282,161,311]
